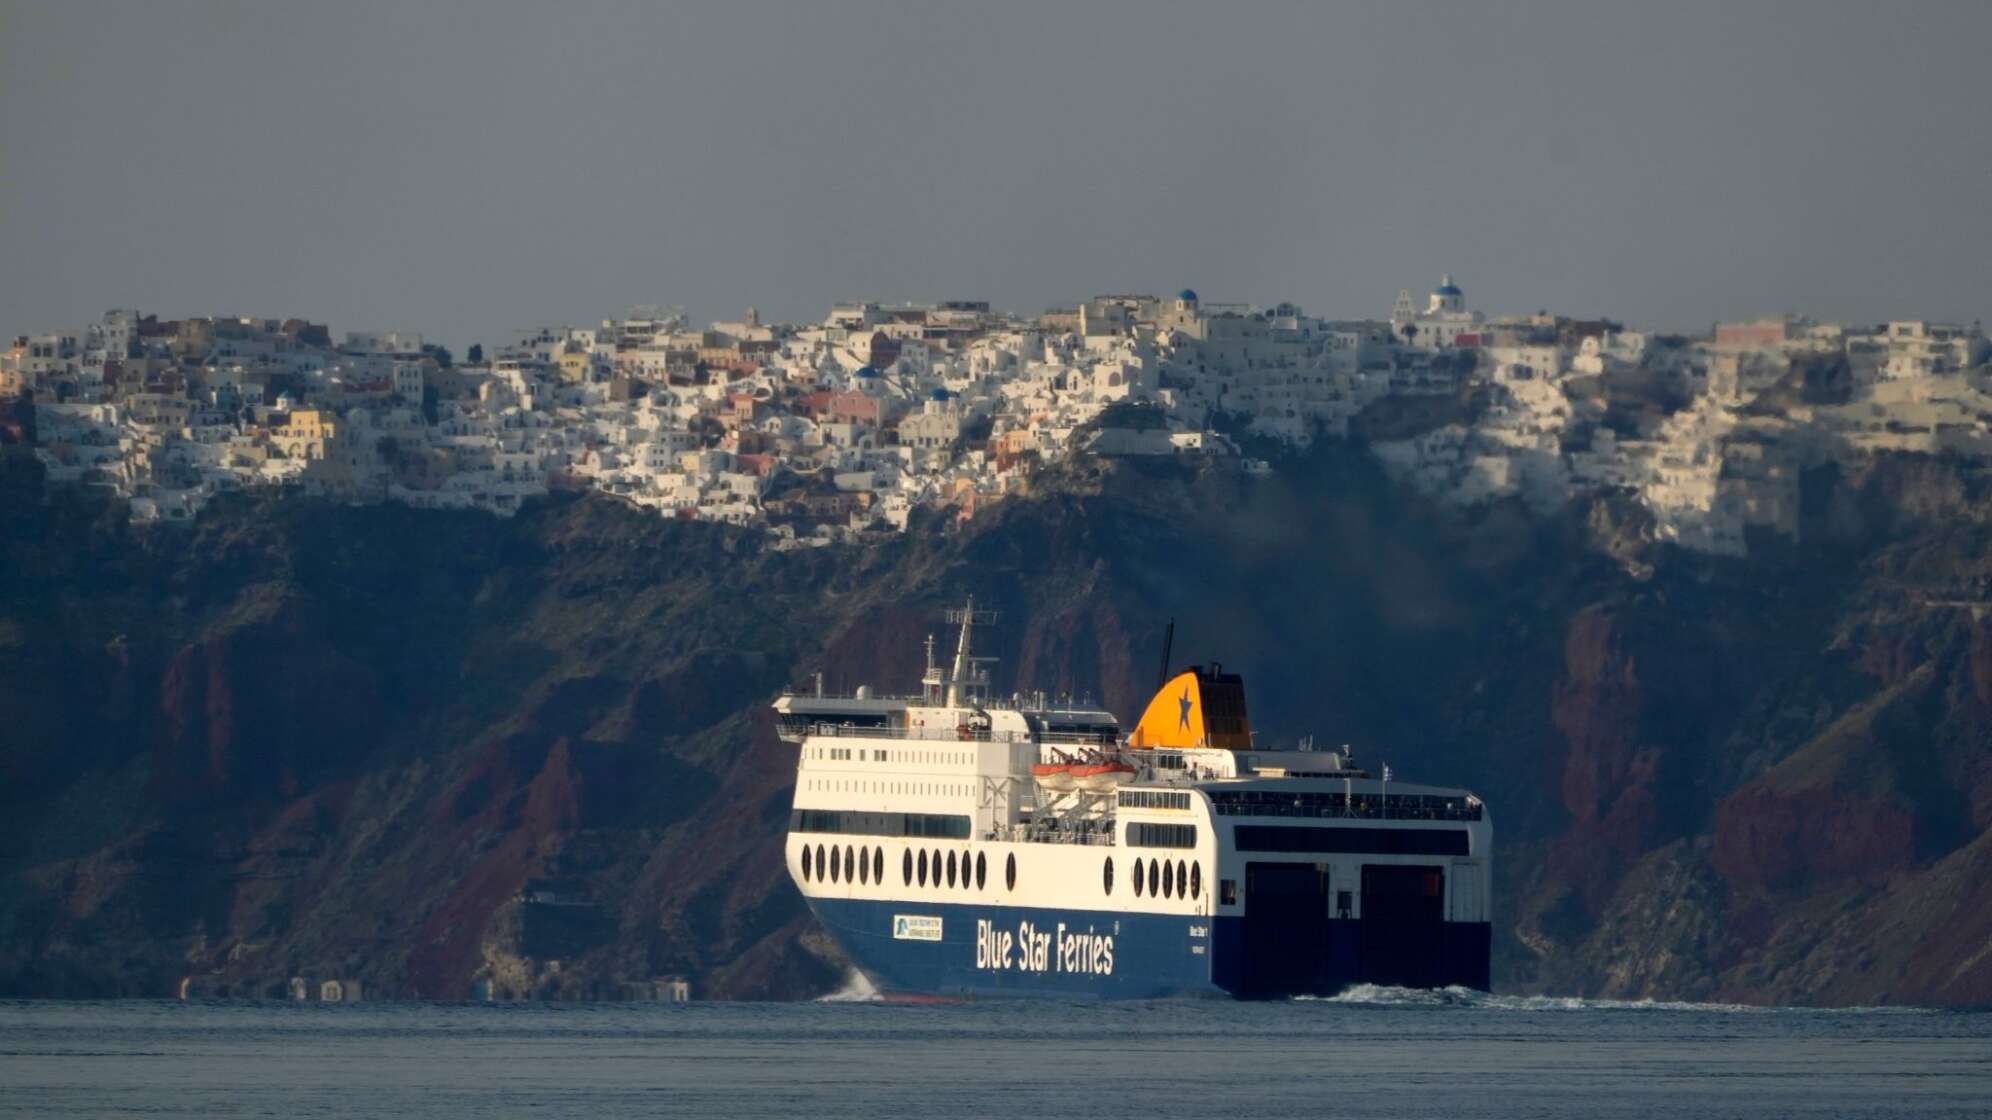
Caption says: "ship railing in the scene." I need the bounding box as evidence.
[1208,791,1484,822]
[997,824,1117,846]
[806,722,1022,743]
[779,689,1082,713]
[800,723,1119,747]
[1036,730,1119,747]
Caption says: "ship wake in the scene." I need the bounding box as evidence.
[1298,985,1933,1014]
[815,970,882,1003]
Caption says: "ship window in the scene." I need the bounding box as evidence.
[1177,860,1188,899]
[1232,826,1469,856]
[801,845,812,881]
[1149,859,1161,899]
[816,845,826,883]
[1103,856,1114,895]
[857,847,868,885]
[1134,859,1145,896]
[847,846,857,883]
[917,849,928,886]
[874,847,884,884]
[1129,823,1197,849]
[946,850,957,887]
[1162,859,1174,898]
[828,846,839,883]
[1190,862,1202,899]
[903,849,913,885]
[1005,853,1016,891]
[1220,878,1237,906]
[975,852,986,889]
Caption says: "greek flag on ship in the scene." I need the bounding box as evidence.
[774,601,1492,1000]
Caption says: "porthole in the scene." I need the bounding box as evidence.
[817,844,827,883]
[961,851,972,891]
[1191,862,1202,899]
[932,849,941,888]
[1177,860,1188,900]
[1103,857,1115,895]
[903,849,913,885]
[1163,859,1175,898]
[918,849,928,886]
[946,850,958,888]
[1134,858,1145,896]
[874,847,884,884]
[845,846,855,884]
[829,846,840,883]
[1149,858,1161,899]
[975,852,987,889]
[858,847,869,885]
[801,845,812,881]
[1005,853,1017,891]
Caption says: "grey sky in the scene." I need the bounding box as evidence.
[3,1,1988,349]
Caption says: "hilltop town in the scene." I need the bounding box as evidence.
[3,279,1987,556]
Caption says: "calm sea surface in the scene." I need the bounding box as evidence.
[1,987,1987,1119]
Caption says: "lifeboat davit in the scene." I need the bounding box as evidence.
[1030,762,1077,792]
[1072,761,1135,793]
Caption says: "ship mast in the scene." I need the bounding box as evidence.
[943,597,998,708]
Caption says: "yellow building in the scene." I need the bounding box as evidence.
[274,409,338,460]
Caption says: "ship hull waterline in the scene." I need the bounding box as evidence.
[807,895,1491,1000]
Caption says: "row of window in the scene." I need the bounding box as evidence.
[1232,825,1471,856]
[1117,790,1192,811]
[799,841,1019,892]
[1128,822,1197,849]
[1101,855,1202,901]
[791,809,972,839]
[1209,790,1483,822]
[802,778,973,797]
[805,745,968,766]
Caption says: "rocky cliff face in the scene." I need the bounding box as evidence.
[3,447,1992,1005]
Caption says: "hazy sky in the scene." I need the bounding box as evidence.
[3,1,1988,349]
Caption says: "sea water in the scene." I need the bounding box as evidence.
[1,988,1987,1118]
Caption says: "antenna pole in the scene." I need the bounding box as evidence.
[1155,619,1175,687]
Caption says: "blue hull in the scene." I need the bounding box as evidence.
[806,896,1491,1000]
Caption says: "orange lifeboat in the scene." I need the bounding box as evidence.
[1031,760,1077,792]
[1072,760,1135,793]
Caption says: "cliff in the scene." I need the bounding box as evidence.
[3,445,1991,1005]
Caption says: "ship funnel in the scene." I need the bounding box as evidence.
[1127,664,1251,750]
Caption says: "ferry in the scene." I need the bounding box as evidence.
[776,602,1491,999]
